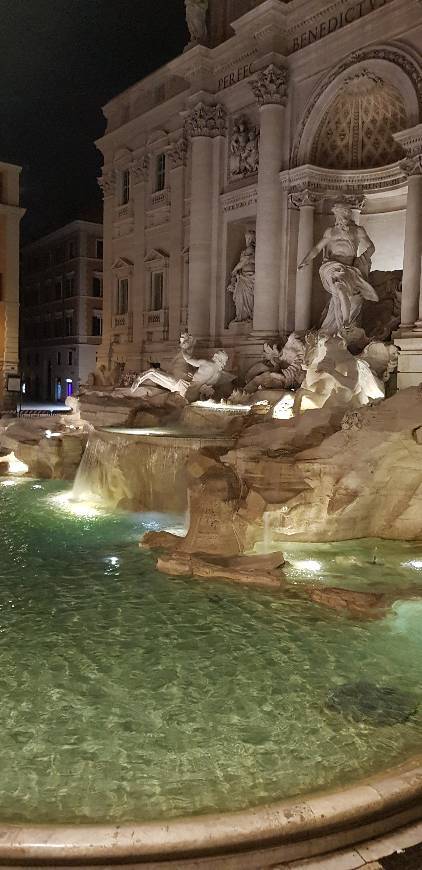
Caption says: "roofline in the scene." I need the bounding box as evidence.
[23,220,103,251]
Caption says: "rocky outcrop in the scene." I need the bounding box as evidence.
[0,419,86,480]
[156,551,285,590]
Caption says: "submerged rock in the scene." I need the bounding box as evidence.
[306,586,388,619]
[326,681,418,726]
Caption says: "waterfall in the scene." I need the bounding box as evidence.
[71,431,193,512]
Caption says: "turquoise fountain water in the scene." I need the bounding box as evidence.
[1,477,422,825]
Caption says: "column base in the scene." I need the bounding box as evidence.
[394,332,422,389]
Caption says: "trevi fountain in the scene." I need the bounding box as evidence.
[1,201,422,866]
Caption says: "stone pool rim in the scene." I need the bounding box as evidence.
[2,755,422,866]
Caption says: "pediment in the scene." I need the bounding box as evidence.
[111,257,134,276]
[144,248,169,266]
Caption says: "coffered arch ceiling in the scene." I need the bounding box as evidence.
[292,46,422,169]
[310,70,407,169]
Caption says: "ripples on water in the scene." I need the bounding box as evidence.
[0,477,422,824]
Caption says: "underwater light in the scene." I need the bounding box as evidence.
[51,492,100,518]
[293,559,322,573]
[402,560,422,570]
[105,556,120,567]
[0,479,18,488]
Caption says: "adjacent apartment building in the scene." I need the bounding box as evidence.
[21,221,103,401]
[0,161,24,411]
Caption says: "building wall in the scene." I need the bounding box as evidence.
[21,221,103,400]
[0,162,24,410]
[96,0,422,376]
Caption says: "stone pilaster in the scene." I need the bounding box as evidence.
[250,64,288,337]
[393,124,422,389]
[185,103,227,338]
[97,169,116,365]
[394,125,422,330]
[168,138,187,342]
[289,190,317,332]
[131,154,149,368]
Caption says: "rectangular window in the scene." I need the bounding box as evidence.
[68,240,77,259]
[65,275,75,297]
[150,271,163,311]
[54,278,62,300]
[35,353,39,366]
[91,314,103,337]
[117,278,128,314]
[68,351,73,366]
[121,169,130,205]
[155,153,166,192]
[96,239,103,259]
[65,314,74,336]
[54,318,63,338]
[92,275,103,297]
[57,351,61,365]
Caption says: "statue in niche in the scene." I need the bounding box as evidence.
[185,0,208,44]
[298,203,379,333]
[230,118,259,178]
[227,229,256,323]
[245,333,306,393]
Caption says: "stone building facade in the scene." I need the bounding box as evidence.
[96,0,422,386]
[21,221,103,401]
[0,162,24,410]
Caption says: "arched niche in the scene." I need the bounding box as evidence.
[292,46,422,169]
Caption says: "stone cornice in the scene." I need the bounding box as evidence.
[220,183,257,214]
[184,103,227,138]
[281,163,408,196]
[250,64,288,107]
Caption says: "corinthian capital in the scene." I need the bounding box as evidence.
[98,169,116,197]
[399,154,422,176]
[167,138,188,169]
[394,124,422,176]
[185,102,227,138]
[250,64,288,107]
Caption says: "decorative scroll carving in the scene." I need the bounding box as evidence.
[98,170,116,197]
[229,117,259,178]
[167,138,188,169]
[132,155,150,184]
[185,103,227,138]
[250,64,288,106]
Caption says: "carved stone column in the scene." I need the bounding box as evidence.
[250,64,288,337]
[185,103,227,338]
[97,169,116,365]
[395,126,422,329]
[290,190,316,332]
[168,138,188,342]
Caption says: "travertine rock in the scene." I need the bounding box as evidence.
[156,551,284,589]
[304,586,388,618]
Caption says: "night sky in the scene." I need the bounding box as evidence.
[0,0,187,242]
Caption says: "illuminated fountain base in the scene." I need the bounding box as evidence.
[72,427,236,512]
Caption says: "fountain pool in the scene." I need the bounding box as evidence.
[1,476,422,837]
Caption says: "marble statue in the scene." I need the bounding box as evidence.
[294,333,385,413]
[298,203,379,333]
[227,230,256,323]
[230,119,259,177]
[245,333,306,393]
[185,0,208,44]
[130,338,231,403]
